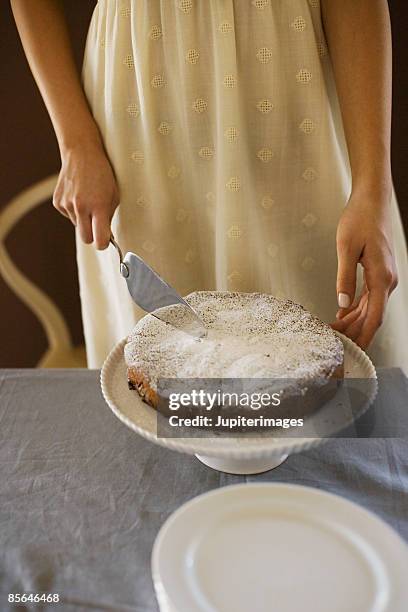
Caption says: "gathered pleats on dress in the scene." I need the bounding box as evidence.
[78,0,408,371]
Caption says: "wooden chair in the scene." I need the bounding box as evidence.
[0,176,87,367]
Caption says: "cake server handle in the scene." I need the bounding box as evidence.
[110,234,129,278]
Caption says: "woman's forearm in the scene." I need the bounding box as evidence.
[321,0,392,198]
[11,0,119,249]
[323,1,398,346]
[11,0,100,154]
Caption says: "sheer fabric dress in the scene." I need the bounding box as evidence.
[79,0,408,371]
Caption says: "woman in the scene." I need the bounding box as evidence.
[12,0,408,370]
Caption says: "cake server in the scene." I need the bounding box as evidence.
[110,235,207,338]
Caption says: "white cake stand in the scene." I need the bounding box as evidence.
[100,333,377,475]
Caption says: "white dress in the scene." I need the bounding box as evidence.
[79,0,408,371]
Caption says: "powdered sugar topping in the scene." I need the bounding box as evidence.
[124,291,343,390]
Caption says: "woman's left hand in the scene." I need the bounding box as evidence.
[331,187,398,349]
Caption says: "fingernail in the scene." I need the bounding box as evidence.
[338,292,350,308]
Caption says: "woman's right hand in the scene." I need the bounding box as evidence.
[53,141,120,249]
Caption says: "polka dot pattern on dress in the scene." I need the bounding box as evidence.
[131,150,144,164]
[299,118,316,134]
[261,195,274,210]
[123,55,134,69]
[296,69,313,84]
[252,0,270,9]
[227,270,242,284]
[226,177,241,192]
[158,121,173,135]
[223,74,237,88]
[192,98,208,113]
[308,0,319,8]
[127,103,140,117]
[119,4,335,315]
[256,47,273,64]
[177,0,193,13]
[185,49,200,64]
[120,5,131,18]
[302,167,318,182]
[198,146,214,159]
[149,25,162,40]
[219,22,233,34]
[151,74,166,88]
[257,99,274,113]
[119,0,132,18]
[225,127,239,143]
[302,213,317,228]
[136,196,149,208]
[291,16,306,32]
[257,148,274,162]
[227,225,243,239]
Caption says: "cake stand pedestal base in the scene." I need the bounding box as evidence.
[195,454,288,475]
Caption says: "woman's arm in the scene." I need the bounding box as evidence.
[321,0,398,349]
[11,0,118,249]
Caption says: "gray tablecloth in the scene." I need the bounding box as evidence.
[0,369,407,612]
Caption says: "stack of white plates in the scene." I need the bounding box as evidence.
[152,484,408,612]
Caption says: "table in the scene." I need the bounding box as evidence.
[0,369,407,612]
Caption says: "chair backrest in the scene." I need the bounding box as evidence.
[0,175,74,353]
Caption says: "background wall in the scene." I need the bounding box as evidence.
[0,0,96,367]
[0,1,407,367]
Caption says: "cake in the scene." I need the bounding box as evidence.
[124,291,344,422]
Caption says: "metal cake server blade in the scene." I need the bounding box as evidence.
[110,236,207,338]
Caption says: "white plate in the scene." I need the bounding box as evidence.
[152,483,408,612]
[100,333,377,473]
